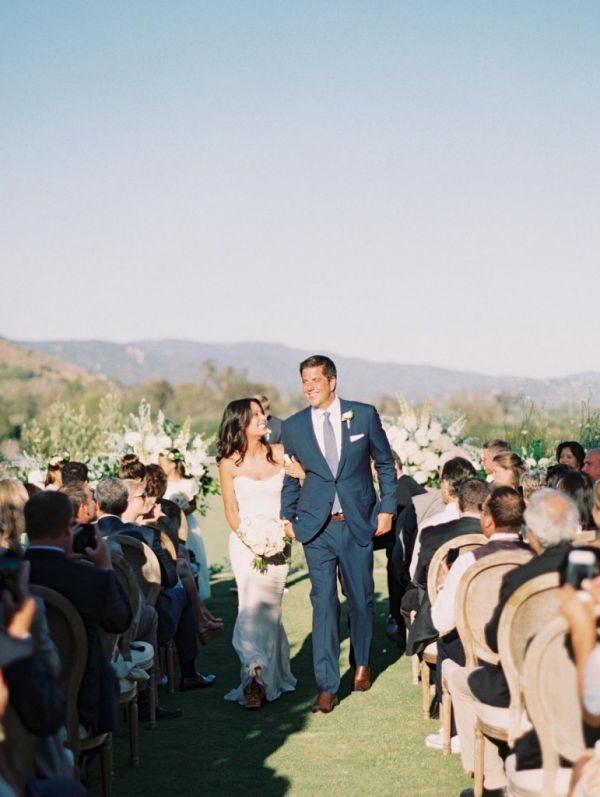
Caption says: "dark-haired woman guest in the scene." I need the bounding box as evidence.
[556,440,586,471]
[217,398,300,709]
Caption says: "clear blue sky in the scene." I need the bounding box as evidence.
[2,1,599,378]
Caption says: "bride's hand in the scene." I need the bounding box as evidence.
[284,456,305,481]
[283,521,296,541]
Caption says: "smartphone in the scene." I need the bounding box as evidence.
[0,556,20,598]
[446,547,460,567]
[565,550,597,589]
[72,523,98,555]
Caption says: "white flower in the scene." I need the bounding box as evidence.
[341,410,354,429]
[428,421,442,441]
[124,431,142,447]
[412,470,428,485]
[414,427,430,447]
[403,413,417,433]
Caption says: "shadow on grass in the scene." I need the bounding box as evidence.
[104,569,403,797]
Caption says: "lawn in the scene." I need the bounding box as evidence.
[96,507,471,797]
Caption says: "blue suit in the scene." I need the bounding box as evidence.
[281,399,397,693]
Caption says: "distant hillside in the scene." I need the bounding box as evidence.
[19,338,600,407]
[0,338,114,433]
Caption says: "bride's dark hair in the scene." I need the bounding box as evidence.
[216,398,275,466]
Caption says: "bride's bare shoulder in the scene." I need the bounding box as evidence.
[218,455,239,474]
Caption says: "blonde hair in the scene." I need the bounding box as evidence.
[0,478,29,553]
[493,451,526,488]
[520,470,547,502]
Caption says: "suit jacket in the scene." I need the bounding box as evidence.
[281,399,397,545]
[267,415,283,445]
[97,515,178,589]
[25,548,133,734]
[413,515,483,589]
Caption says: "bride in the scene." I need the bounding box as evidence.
[217,398,300,709]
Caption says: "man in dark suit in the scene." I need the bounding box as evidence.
[281,354,397,713]
[406,472,486,657]
[24,491,133,735]
[447,489,578,797]
[254,394,283,444]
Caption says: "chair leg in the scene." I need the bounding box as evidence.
[100,733,113,797]
[127,691,140,767]
[421,660,431,719]
[441,673,452,755]
[148,667,157,730]
[474,721,484,797]
[411,654,420,686]
[167,641,175,695]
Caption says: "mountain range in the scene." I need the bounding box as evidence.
[17,338,600,406]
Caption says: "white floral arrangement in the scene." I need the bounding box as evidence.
[383,396,472,486]
[107,400,218,514]
[237,514,290,573]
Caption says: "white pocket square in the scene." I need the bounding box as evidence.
[350,433,365,442]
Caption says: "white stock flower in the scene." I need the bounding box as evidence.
[403,414,417,433]
[414,427,430,447]
[428,421,442,441]
[124,431,142,447]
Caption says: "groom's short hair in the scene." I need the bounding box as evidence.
[300,355,337,379]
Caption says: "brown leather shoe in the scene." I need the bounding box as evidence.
[353,666,372,691]
[311,692,339,713]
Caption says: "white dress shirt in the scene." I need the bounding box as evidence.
[311,396,342,462]
[431,531,520,635]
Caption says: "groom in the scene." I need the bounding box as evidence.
[281,355,397,713]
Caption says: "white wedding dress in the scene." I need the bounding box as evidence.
[224,470,297,704]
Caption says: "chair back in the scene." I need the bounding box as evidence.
[496,571,561,745]
[456,548,533,668]
[104,552,142,659]
[113,534,162,607]
[159,531,178,562]
[427,533,487,604]
[521,612,589,797]
[29,584,88,764]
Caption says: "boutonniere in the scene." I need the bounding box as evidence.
[341,410,354,429]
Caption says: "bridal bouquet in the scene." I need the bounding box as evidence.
[237,515,290,573]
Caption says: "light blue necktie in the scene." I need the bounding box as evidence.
[323,411,342,513]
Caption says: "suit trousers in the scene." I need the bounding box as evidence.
[303,519,374,693]
[443,660,507,790]
[156,585,198,671]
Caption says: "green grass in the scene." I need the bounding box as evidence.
[94,535,472,797]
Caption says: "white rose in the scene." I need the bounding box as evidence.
[402,440,420,461]
[412,449,426,466]
[415,428,430,448]
[413,470,428,485]
[423,451,440,474]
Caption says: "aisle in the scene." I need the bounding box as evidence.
[102,566,470,797]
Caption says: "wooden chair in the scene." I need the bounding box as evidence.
[113,534,176,693]
[30,585,113,797]
[505,611,591,797]
[439,548,533,755]
[420,533,487,720]
[472,572,561,797]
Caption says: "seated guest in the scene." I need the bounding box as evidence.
[482,440,512,480]
[387,452,427,645]
[582,448,600,483]
[59,481,97,527]
[445,489,578,797]
[432,486,529,637]
[489,451,525,490]
[60,462,89,486]
[556,440,586,471]
[556,470,596,531]
[97,477,216,692]
[560,577,600,797]
[24,491,133,736]
[519,470,546,504]
[409,455,478,580]
[0,479,28,554]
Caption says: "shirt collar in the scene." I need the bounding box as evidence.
[489,532,521,541]
[311,396,341,420]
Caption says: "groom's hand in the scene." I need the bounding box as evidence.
[283,520,296,540]
[374,513,393,537]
